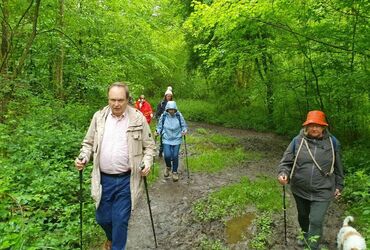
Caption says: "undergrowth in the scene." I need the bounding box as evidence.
[185,128,262,173]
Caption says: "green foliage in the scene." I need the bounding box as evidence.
[343,144,370,175]
[183,0,370,139]
[189,148,255,173]
[184,129,262,173]
[199,236,227,250]
[341,171,370,240]
[193,177,281,222]
[341,142,370,241]
[249,213,273,250]
[178,99,269,130]
[0,98,100,249]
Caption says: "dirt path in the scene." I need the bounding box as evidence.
[126,122,344,250]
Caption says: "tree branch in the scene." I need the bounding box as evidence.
[13,0,41,78]
[254,18,370,57]
[37,28,83,54]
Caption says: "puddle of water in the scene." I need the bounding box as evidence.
[225,213,255,244]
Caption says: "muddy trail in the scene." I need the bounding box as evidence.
[126,122,344,250]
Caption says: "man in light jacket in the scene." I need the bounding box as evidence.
[75,82,156,250]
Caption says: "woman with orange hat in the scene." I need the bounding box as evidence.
[277,110,344,250]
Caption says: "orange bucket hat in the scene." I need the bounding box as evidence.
[302,110,328,126]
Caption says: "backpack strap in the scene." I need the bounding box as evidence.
[290,136,336,179]
[160,114,166,134]
[160,112,183,134]
[176,113,183,130]
[289,138,305,180]
[303,137,335,176]
[293,135,338,153]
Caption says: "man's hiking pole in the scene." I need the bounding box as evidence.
[77,156,84,250]
[283,185,287,245]
[79,169,83,250]
[183,135,190,179]
[141,163,158,248]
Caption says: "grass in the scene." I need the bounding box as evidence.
[184,128,262,173]
[189,148,252,173]
[193,176,281,222]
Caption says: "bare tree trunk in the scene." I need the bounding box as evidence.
[263,53,274,128]
[255,52,275,129]
[13,0,41,78]
[54,0,65,99]
[1,0,10,73]
[0,0,10,122]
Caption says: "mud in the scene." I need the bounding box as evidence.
[126,122,344,250]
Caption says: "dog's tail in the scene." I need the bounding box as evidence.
[343,215,354,226]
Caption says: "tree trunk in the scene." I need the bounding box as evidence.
[13,0,41,78]
[54,0,65,99]
[255,52,275,129]
[1,0,10,73]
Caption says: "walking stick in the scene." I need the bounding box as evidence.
[283,185,287,245]
[141,164,158,248]
[183,135,190,179]
[79,169,83,250]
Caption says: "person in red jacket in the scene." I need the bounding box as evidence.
[135,95,153,124]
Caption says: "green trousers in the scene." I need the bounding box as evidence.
[293,194,331,250]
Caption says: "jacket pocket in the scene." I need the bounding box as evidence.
[130,127,143,156]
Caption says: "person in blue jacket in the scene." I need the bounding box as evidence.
[155,101,187,182]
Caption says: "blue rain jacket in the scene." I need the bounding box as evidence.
[156,101,188,145]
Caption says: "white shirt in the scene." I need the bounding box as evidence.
[99,111,130,174]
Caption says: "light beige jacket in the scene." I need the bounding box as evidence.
[78,105,156,209]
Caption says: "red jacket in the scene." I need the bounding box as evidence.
[135,100,153,124]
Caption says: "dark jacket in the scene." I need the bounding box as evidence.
[155,99,167,119]
[278,129,344,201]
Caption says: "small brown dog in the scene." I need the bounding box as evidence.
[337,216,366,250]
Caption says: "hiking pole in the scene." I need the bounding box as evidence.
[79,169,83,250]
[183,135,190,179]
[141,163,158,248]
[283,185,287,245]
[78,157,84,250]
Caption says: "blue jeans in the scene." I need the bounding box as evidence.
[163,144,181,172]
[96,174,131,250]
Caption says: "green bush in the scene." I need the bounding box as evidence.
[0,98,100,249]
[177,99,269,130]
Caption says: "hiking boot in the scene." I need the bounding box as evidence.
[102,240,112,250]
[297,232,308,247]
[172,172,179,182]
[164,167,170,177]
[297,238,305,247]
